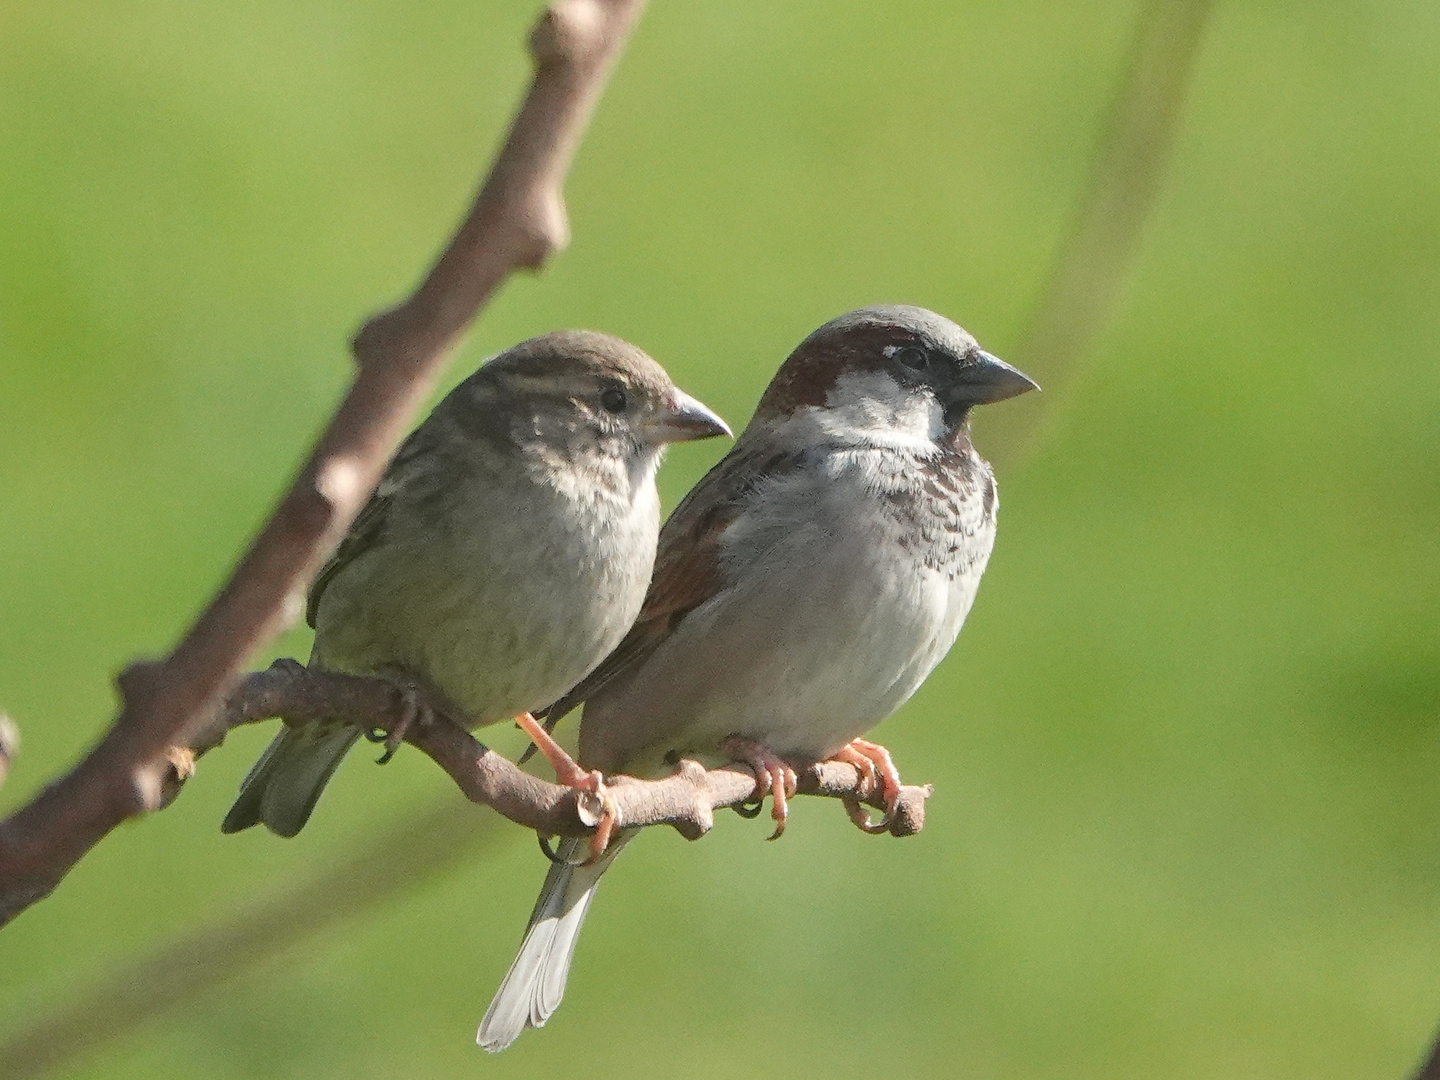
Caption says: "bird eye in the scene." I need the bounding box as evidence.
[600,386,628,414]
[895,345,929,371]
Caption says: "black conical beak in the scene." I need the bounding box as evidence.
[645,390,732,444]
[955,351,1040,405]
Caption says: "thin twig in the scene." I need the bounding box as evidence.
[0,0,649,930]
[202,662,930,841]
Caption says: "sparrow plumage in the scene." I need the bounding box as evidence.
[222,330,729,837]
[478,305,1037,1050]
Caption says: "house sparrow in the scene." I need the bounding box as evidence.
[221,331,729,837]
[478,305,1036,1050]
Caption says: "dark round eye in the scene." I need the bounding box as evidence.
[600,386,628,414]
[895,345,929,371]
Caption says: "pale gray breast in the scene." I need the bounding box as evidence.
[313,432,661,727]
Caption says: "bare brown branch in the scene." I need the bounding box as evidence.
[201,662,930,842]
[0,0,649,930]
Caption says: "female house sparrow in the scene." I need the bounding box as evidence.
[222,331,729,837]
[479,306,1036,1050]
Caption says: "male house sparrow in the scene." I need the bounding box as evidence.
[478,305,1037,1050]
[222,331,729,837]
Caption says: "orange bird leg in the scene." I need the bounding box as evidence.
[829,738,903,835]
[722,736,799,840]
[514,712,615,862]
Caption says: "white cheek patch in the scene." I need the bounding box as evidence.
[810,369,946,449]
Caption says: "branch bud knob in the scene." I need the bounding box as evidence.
[531,1,606,67]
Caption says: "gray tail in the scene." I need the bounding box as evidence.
[477,833,630,1051]
[220,723,361,837]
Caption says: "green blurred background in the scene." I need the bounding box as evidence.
[3,1,1439,1077]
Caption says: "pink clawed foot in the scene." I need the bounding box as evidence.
[830,738,903,835]
[514,712,616,862]
[722,736,799,840]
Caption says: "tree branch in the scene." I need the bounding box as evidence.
[200,661,930,841]
[0,0,650,930]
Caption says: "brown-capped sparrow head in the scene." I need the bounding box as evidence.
[479,305,1035,1050]
[222,330,729,839]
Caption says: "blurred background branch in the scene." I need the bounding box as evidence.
[986,0,1214,468]
[0,800,504,1080]
[0,0,1217,1072]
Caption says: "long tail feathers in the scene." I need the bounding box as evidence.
[477,833,631,1051]
[220,723,361,837]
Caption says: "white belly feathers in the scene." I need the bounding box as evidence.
[581,440,995,771]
